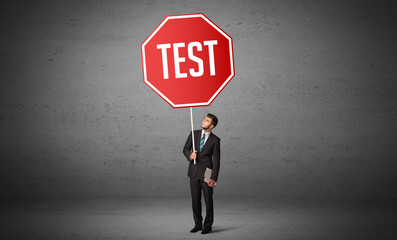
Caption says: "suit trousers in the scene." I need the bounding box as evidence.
[190,175,214,228]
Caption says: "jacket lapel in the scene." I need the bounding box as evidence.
[195,130,201,152]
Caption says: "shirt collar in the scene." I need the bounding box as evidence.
[201,129,211,137]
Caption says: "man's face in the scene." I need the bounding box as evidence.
[201,117,213,130]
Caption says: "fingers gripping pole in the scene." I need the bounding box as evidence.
[190,107,196,164]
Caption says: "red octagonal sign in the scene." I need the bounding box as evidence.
[141,13,235,108]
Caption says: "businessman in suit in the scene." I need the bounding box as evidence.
[183,113,220,234]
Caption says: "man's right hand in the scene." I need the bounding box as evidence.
[189,150,197,160]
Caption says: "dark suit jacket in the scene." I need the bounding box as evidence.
[183,130,221,181]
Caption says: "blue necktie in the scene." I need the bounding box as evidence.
[199,133,205,151]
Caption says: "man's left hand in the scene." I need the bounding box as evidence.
[208,179,216,187]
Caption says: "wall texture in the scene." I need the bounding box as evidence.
[1,0,396,200]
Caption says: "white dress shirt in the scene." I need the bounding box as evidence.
[201,130,211,145]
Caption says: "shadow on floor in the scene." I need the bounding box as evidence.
[212,226,239,233]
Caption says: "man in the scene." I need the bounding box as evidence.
[183,113,220,234]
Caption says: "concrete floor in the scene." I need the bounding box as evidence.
[1,198,396,240]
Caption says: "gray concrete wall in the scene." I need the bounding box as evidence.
[1,0,396,200]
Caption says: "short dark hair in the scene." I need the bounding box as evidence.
[207,113,218,128]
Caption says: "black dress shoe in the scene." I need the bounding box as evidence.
[201,226,212,234]
[190,226,203,233]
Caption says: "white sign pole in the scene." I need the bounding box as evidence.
[190,107,196,164]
